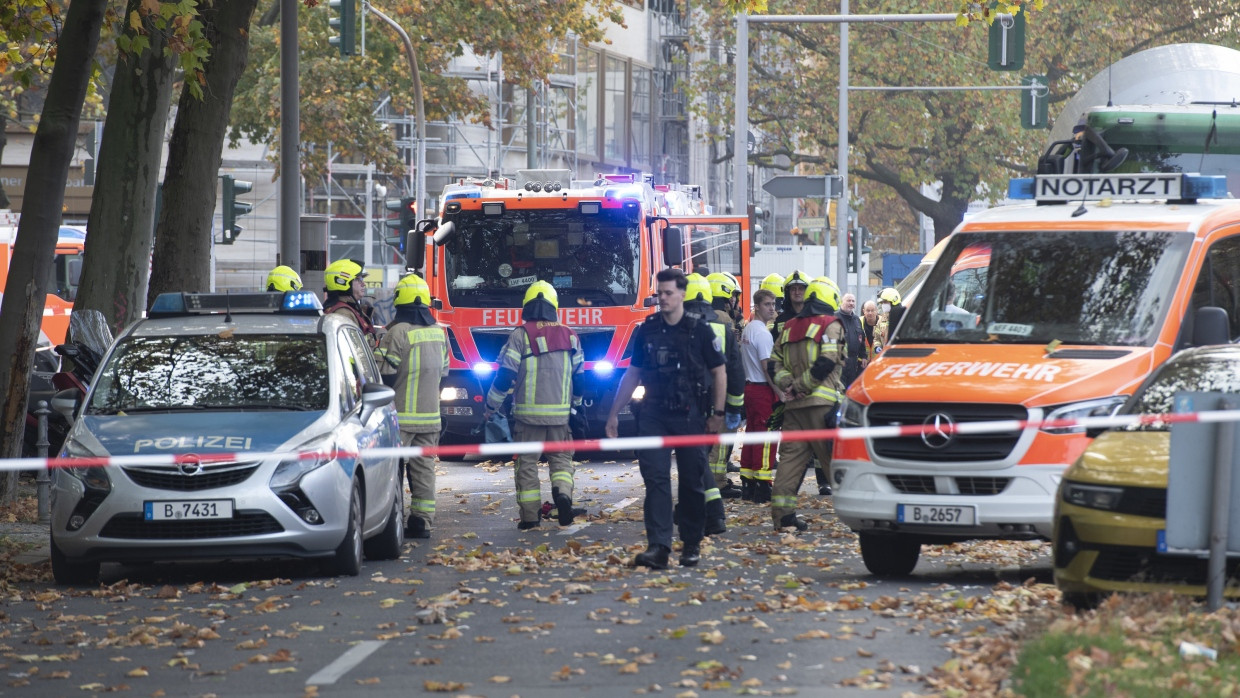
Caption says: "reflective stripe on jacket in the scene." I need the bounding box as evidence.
[376,323,449,432]
[772,315,845,410]
[486,324,583,425]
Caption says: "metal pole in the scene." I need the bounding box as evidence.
[1207,397,1234,611]
[35,401,50,524]
[749,13,956,23]
[733,12,748,215]
[367,5,426,220]
[527,88,537,169]
[279,0,301,271]
[836,0,849,291]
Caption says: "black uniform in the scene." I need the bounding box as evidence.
[629,311,726,551]
[835,307,865,387]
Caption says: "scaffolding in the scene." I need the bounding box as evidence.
[651,1,691,187]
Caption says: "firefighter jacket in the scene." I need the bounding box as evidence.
[326,298,380,345]
[486,321,584,426]
[772,314,846,410]
[689,303,744,413]
[375,322,449,434]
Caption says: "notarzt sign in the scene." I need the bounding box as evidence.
[1034,173,1182,202]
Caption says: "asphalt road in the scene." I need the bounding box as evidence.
[2,455,1055,697]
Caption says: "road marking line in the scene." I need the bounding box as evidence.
[558,496,639,535]
[306,640,385,685]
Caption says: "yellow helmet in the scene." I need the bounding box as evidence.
[523,280,559,310]
[265,265,302,292]
[760,273,785,299]
[324,258,367,292]
[878,287,902,306]
[706,272,737,299]
[394,273,431,306]
[804,279,840,312]
[783,269,810,293]
[814,275,840,298]
[685,273,711,303]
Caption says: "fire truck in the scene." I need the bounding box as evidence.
[400,170,750,442]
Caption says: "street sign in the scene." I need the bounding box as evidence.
[762,175,843,199]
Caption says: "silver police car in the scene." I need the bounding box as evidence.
[50,291,404,584]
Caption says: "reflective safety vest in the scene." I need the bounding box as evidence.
[772,315,845,409]
[705,317,744,411]
[375,323,449,433]
[487,322,583,425]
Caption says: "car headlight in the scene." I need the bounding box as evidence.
[270,435,337,490]
[440,387,469,401]
[59,439,111,493]
[1062,481,1124,511]
[1041,396,1128,435]
[839,397,864,428]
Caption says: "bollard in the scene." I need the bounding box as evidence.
[35,400,51,525]
[1207,397,1234,612]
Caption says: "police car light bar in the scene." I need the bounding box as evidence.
[1008,173,1227,202]
[149,291,323,317]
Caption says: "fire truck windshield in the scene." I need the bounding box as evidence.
[443,208,641,308]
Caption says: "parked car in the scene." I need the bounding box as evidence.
[1053,345,1240,608]
[49,291,404,585]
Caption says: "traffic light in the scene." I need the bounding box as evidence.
[1020,75,1049,130]
[329,0,356,57]
[747,204,767,257]
[987,12,1025,71]
[847,230,857,273]
[220,175,252,245]
[384,197,417,250]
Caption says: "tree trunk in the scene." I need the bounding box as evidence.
[0,127,9,209]
[74,0,178,334]
[149,0,260,301]
[0,0,107,490]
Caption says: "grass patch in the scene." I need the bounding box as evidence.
[1012,593,1240,697]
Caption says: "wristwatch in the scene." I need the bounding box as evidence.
[712,408,726,417]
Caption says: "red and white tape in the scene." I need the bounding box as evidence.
[2,409,1238,472]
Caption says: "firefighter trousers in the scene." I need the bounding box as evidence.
[770,404,834,527]
[402,430,439,526]
[740,383,777,481]
[512,421,574,524]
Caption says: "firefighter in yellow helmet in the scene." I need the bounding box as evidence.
[265,265,303,292]
[759,273,785,316]
[484,281,585,530]
[706,271,741,336]
[875,287,902,353]
[685,274,745,533]
[769,278,846,531]
[323,258,379,344]
[374,274,448,538]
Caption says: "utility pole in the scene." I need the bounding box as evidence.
[367,3,427,222]
[279,0,301,271]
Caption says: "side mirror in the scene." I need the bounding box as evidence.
[432,220,457,246]
[1193,306,1229,346]
[405,221,431,271]
[52,387,83,423]
[663,225,684,267]
[359,382,395,423]
[643,295,657,307]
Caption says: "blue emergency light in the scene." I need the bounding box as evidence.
[1008,173,1227,202]
[149,290,323,317]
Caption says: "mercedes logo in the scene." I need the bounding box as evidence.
[177,454,204,476]
[920,413,955,449]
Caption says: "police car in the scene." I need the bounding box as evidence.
[49,291,404,584]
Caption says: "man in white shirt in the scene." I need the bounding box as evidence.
[739,288,783,503]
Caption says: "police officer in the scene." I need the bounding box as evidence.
[484,281,584,530]
[685,274,744,533]
[375,274,448,538]
[265,265,303,292]
[606,268,726,569]
[323,258,380,344]
[769,278,846,531]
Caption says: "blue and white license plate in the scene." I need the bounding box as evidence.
[897,503,976,526]
[144,500,233,521]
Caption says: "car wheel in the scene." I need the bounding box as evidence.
[1061,591,1101,611]
[363,490,405,561]
[858,532,920,577]
[329,480,364,577]
[50,534,100,586]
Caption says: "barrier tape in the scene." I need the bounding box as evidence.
[3,409,1239,473]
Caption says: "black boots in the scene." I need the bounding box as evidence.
[719,482,743,499]
[406,516,430,539]
[815,466,832,496]
[634,544,670,569]
[680,542,701,567]
[705,498,727,536]
[517,519,541,530]
[741,480,755,502]
[553,487,575,526]
[753,480,772,504]
[778,513,809,532]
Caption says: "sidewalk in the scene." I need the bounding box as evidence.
[1,520,50,565]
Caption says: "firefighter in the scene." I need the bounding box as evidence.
[706,272,742,337]
[769,278,846,531]
[484,281,584,531]
[265,265,303,292]
[770,270,810,342]
[605,268,726,569]
[374,274,448,538]
[875,287,903,354]
[759,273,785,316]
[685,274,745,533]
[323,258,380,344]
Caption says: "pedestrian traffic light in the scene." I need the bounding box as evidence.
[328,0,356,57]
[384,197,417,250]
[987,12,1025,71]
[1020,75,1049,130]
[220,175,252,245]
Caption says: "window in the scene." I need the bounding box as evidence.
[631,66,652,171]
[604,56,627,162]
[576,49,599,159]
[1189,235,1240,340]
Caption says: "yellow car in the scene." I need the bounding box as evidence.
[1053,345,1240,608]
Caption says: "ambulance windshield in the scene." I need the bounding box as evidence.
[442,208,641,308]
[896,230,1192,347]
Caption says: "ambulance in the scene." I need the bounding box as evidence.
[832,106,1240,576]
